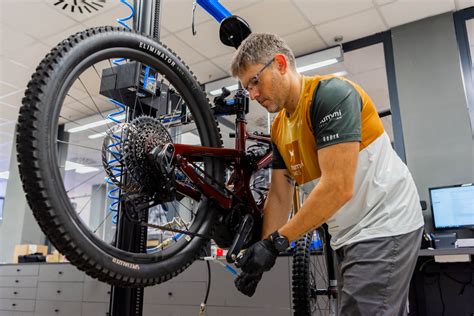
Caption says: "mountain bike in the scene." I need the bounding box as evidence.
[15,0,336,314]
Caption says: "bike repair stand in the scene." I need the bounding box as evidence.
[108,1,162,315]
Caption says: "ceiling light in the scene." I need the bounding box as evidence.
[296,46,344,74]
[296,59,339,73]
[67,114,126,133]
[331,71,348,77]
[65,161,99,174]
[75,166,100,174]
[53,0,106,14]
[88,132,108,139]
[0,171,9,180]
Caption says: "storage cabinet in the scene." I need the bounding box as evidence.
[0,263,88,316]
[1,258,293,316]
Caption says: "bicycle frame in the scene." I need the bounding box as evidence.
[173,115,273,214]
[159,0,270,215]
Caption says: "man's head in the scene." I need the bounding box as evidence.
[230,33,298,113]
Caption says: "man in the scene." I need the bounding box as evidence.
[230,33,424,315]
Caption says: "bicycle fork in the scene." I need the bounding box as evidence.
[321,224,339,316]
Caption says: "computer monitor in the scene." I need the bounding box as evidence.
[429,183,474,230]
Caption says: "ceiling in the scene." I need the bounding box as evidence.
[0,0,473,177]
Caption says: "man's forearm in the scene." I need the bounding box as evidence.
[278,181,351,242]
[260,169,295,239]
[261,197,292,239]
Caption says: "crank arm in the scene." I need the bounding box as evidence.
[226,214,254,263]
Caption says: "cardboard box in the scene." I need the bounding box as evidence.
[46,252,60,263]
[59,254,68,263]
[13,244,48,263]
[47,250,68,263]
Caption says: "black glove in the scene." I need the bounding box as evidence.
[234,272,263,297]
[235,239,279,274]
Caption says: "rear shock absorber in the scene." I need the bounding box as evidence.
[104,0,135,225]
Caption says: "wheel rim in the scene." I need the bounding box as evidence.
[46,46,215,263]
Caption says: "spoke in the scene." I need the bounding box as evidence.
[56,139,102,152]
[131,86,144,118]
[149,88,154,117]
[92,64,101,79]
[170,97,181,119]
[106,59,129,115]
[93,209,114,234]
[77,182,106,216]
[174,199,197,217]
[171,125,200,139]
[77,78,111,128]
[169,200,195,229]
[59,115,106,135]
[65,94,100,117]
[66,169,104,193]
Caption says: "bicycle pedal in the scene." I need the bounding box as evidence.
[226,214,254,264]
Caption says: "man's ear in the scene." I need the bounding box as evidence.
[274,54,288,74]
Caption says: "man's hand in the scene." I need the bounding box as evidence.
[235,239,279,274]
[234,239,279,297]
[234,272,263,297]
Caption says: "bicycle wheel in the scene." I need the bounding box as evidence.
[16,26,224,287]
[292,229,335,315]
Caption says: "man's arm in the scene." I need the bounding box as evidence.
[261,168,295,239]
[278,141,359,242]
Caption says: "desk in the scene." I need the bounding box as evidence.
[409,248,474,316]
[418,247,474,256]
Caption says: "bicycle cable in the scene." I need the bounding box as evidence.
[187,159,245,205]
[140,221,210,239]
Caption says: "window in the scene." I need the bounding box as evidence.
[454,7,474,136]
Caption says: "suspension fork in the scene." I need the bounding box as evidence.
[321,223,338,299]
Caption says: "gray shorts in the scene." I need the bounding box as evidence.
[334,227,423,316]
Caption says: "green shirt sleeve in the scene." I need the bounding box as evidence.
[310,78,362,149]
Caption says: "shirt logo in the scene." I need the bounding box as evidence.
[322,133,340,142]
[285,141,304,181]
[319,109,342,126]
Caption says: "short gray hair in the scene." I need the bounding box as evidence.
[230,33,296,77]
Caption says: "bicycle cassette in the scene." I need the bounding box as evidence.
[102,115,176,198]
[102,122,141,194]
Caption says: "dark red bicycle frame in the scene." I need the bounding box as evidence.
[173,118,272,215]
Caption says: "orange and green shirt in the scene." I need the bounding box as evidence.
[271,75,424,249]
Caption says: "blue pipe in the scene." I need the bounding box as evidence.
[196,0,231,23]
[105,0,135,225]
